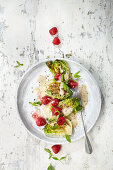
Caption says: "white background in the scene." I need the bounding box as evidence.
[0,0,113,170]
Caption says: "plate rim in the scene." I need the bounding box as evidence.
[16,57,101,144]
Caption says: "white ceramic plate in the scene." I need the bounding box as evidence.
[17,58,101,144]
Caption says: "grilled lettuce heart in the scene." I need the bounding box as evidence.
[59,97,82,116]
[43,119,72,137]
[46,80,72,100]
[46,59,70,81]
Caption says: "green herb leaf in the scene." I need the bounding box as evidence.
[74,71,80,79]
[70,73,72,77]
[61,74,64,82]
[63,67,66,74]
[60,156,66,160]
[49,154,52,159]
[47,117,57,123]
[44,148,52,159]
[64,80,69,84]
[47,164,54,170]
[52,157,59,160]
[52,125,58,130]
[52,106,61,115]
[65,134,71,143]
[29,101,41,106]
[76,105,83,111]
[44,148,51,155]
[47,90,52,95]
[74,99,79,107]
[63,82,69,92]
[14,61,23,68]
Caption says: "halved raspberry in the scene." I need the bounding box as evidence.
[32,112,39,120]
[41,96,51,105]
[36,117,46,126]
[54,73,61,80]
[51,98,59,107]
[57,116,65,125]
[49,27,57,35]
[52,37,60,45]
[68,79,78,88]
[51,106,61,116]
[51,145,61,154]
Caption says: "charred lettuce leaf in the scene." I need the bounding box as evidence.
[59,97,82,116]
[46,80,72,100]
[46,60,70,80]
[43,119,72,137]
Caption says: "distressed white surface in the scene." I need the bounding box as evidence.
[0,0,113,170]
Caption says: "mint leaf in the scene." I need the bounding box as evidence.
[63,67,66,74]
[52,157,59,160]
[62,82,72,95]
[52,125,58,130]
[49,154,52,159]
[61,74,64,82]
[14,61,23,68]
[44,148,51,155]
[47,90,52,95]
[74,71,80,79]
[76,105,83,111]
[60,156,66,160]
[44,148,52,159]
[65,134,71,143]
[52,106,61,115]
[63,82,69,92]
[47,117,57,123]
[29,101,41,106]
[47,164,54,170]
[70,73,72,77]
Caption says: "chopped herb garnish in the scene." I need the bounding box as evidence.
[61,74,64,82]
[63,67,66,74]
[47,164,54,170]
[52,125,58,130]
[60,156,66,160]
[47,117,57,123]
[64,80,69,84]
[52,155,66,163]
[49,155,52,159]
[52,106,61,115]
[74,71,80,79]
[14,61,23,68]
[44,148,52,159]
[76,105,83,111]
[63,82,69,92]
[70,73,72,77]
[47,90,52,95]
[29,101,41,106]
[65,134,71,143]
[52,157,59,160]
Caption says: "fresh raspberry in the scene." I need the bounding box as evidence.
[54,73,61,80]
[32,112,39,120]
[52,37,60,45]
[51,145,61,154]
[51,106,61,116]
[57,116,65,125]
[51,98,59,107]
[68,79,78,88]
[49,27,57,35]
[41,96,51,105]
[36,117,46,126]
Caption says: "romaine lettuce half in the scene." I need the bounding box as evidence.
[46,59,70,80]
[43,119,72,137]
[59,97,82,116]
[46,80,72,100]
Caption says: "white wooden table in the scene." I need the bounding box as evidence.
[0,0,113,170]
